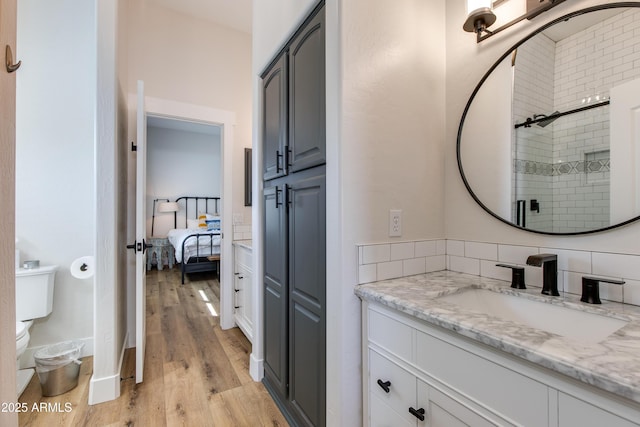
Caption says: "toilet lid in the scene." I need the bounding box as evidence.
[16,322,27,340]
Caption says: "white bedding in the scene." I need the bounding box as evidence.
[167,228,221,263]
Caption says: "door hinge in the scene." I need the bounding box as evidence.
[131,141,137,152]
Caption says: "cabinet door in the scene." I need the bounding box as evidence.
[417,380,497,427]
[263,184,288,394]
[262,55,287,180]
[288,167,326,427]
[288,6,325,173]
[242,266,253,331]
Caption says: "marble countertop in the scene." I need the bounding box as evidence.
[355,271,640,404]
[233,239,252,250]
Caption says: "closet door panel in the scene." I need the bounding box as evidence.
[288,167,326,427]
[263,184,288,394]
[289,8,325,173]
[262,55,288,181]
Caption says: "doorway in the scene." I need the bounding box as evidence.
[129,95,237,344]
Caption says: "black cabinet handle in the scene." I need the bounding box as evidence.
[276,150,283,173]
[409,407,425,421]
[275,187,283,208]
[376,379,391,393]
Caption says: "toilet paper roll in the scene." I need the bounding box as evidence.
[70,256,95,279]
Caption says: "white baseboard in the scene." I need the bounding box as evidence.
[250,353,263,382]
[88,331,128,405]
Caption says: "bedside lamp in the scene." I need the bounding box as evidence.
[152,199,179,236]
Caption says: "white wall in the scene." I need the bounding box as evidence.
[445,0,640,252]
[16,0,95,362]
[126,0,252,228]
[146,125,221,237]
[253,1,446,425]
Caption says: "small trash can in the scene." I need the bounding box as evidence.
[33,341,84,396]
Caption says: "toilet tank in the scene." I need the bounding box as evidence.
[16,265,58,321]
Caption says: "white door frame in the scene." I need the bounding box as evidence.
[140,96,236,331]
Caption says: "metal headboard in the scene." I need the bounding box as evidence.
[173,196,220,228]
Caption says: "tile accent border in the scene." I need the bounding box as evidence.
[357,239,640,306]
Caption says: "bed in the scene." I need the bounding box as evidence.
[166,196,221,284]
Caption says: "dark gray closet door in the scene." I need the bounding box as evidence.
[287,167,326,427]
[262,55,288,181]
[288,7,325,174]
[263,184,288,394]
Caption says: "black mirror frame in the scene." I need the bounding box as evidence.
[457,2,640,236]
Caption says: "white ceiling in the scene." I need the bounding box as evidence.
[148,0,252,34]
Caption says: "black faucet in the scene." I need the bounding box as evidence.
[496,264,526,289]
[581,276,626,304]
[526,254,559,296]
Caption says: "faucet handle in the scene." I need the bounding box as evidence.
[496,264,526,289]
[580,276,625,304]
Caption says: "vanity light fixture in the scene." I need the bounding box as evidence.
[464,0,568,43]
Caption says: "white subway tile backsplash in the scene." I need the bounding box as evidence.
[482,261,513,282]
[465,241,498,261]
[426,255,446,273]
[600,279,624,303]
[447,240,465,256]
[403,258,426,276]
[592,252,640,281]
[540,248,591,273]
[377,260,403,281]
[564,271,581,295]
[356,239,640,307]
[391,242,415,261]
[415,240,437,257]
[358,264,377,285]
[498,245,539,265]
[362,244,390,264]
[624,279,640,306]
[449,255,480,276]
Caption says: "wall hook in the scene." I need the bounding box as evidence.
[5,45,22,73]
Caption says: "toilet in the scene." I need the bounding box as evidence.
[15,265,57,396]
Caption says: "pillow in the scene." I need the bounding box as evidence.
[206,216,221,232]
[198,213,207,229]
[187,219,199,229]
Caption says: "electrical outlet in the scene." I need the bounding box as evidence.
[389,209,402,237]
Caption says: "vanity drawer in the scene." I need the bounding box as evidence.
[415,329,548,426]
[369,349,416,425]
[368,307,413,362]
[370,393,413,427]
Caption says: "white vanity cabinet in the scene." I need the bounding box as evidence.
[362,301,640,427]
[233,242,253,342]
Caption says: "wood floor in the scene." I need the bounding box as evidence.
[18,268,288,427]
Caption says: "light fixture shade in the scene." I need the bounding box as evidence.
[158,201,179,213]
[464,0,496,33]
[466,0,492,15]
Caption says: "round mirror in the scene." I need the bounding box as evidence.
[458,4,640,235]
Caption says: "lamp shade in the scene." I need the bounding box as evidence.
[463,0,496,33]
[466,0,492,15]
[158,201,179,213]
